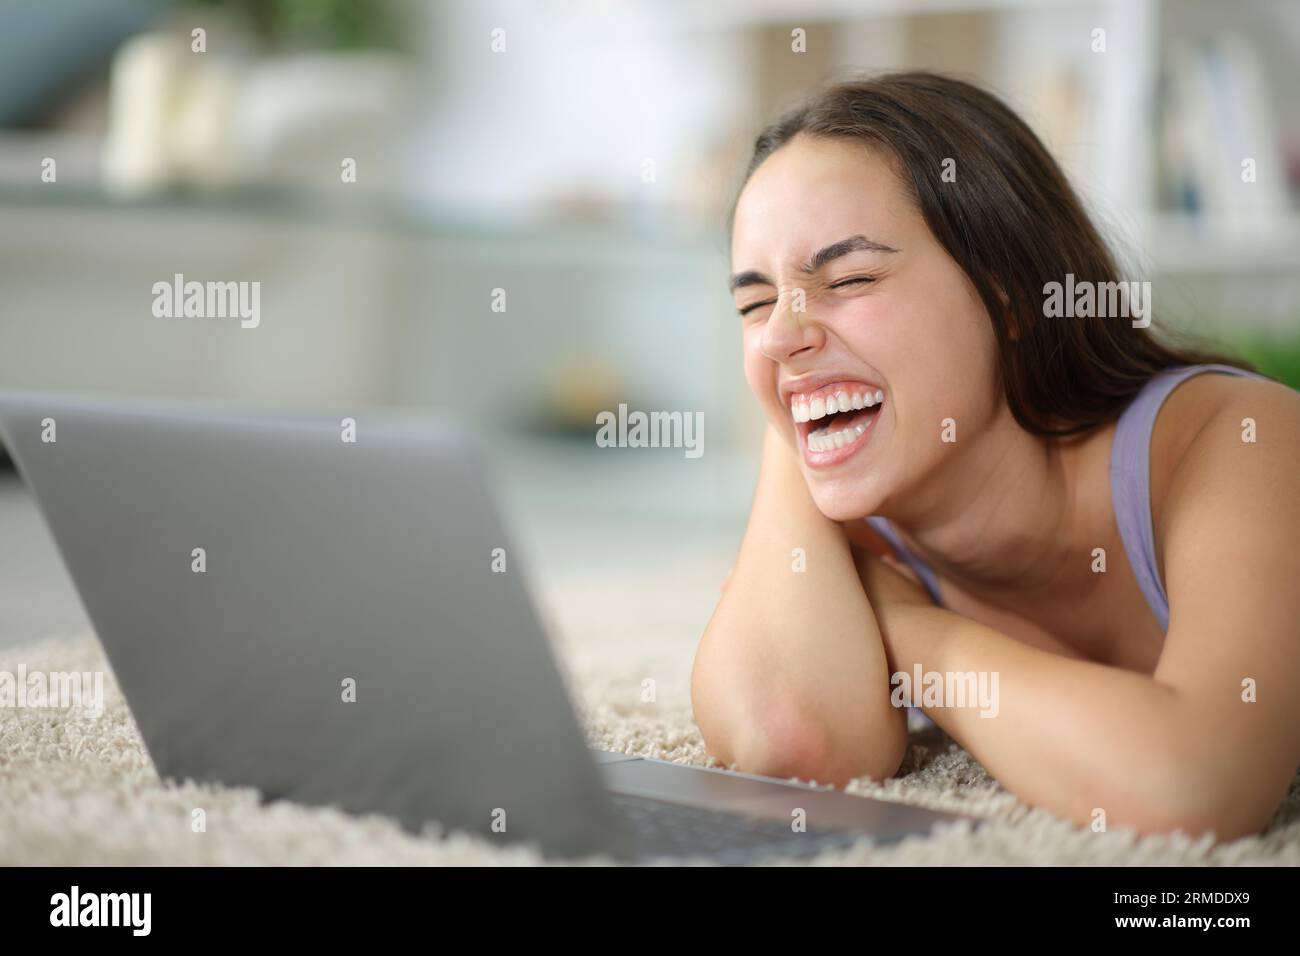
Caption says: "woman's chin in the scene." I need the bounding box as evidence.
[807,483,881,524]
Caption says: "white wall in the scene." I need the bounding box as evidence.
[400,0,755,220]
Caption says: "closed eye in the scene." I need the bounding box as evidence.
[736,275,879,316]
[737,298,776,317]
[830,276,878,289]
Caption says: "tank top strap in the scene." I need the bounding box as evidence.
[864,515,945,608]
[1109,363,1264,632]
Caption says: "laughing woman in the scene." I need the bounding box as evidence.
[692,72,1300,841]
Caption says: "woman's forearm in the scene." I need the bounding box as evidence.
[874,602,1273,838]
[692,427,906,786]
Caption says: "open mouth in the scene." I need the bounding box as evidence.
[789,382,885,461]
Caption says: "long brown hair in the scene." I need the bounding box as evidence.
[734,71,1250,437]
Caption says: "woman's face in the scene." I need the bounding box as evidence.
[730,133,1002,522]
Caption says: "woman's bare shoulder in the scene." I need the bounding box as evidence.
[1153,372,1300,537]
[1161,370,1296,436]
[1152,372,1298,493]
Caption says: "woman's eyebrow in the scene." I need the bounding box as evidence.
[801,234,899,274]
[728,234,899,292]
[728,270,770,293]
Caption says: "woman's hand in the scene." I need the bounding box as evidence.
[837,516,932,608]
[854,546,931,609]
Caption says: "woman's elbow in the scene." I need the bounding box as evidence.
[1075,755,1283,843]
[1149,774,1281,842]
[694,683,906,787]
[732,711,906,787]
[691,620,907,787]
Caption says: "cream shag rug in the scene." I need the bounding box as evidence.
[3,561,1298,866]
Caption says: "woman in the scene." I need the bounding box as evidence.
[692,72,1300,841]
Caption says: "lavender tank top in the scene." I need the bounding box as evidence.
[866,364,1265,635]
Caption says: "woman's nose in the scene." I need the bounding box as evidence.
[759,290,821,362]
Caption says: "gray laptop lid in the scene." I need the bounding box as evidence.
[0,392,633,861]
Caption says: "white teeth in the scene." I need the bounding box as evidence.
[790,386,885,427]
[806,418,871,453]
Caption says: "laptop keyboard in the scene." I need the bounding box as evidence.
[609,792,866,864]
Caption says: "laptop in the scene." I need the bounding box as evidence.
[0,391,975,864]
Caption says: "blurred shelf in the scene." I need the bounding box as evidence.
[0,181,719,251]
[1144,212,1300,274]
[673,0,1099,29]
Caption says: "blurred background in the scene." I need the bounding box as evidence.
[2,0,1298,646]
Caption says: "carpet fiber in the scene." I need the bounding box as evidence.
[3,565,1298,865]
